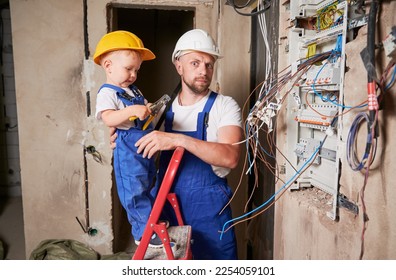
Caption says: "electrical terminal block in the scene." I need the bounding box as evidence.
[301,25,343,47]
[303,62,341,87]
[257,106,275,132]
[246,100,262,125]
[294,138,321,165]
[247,102,281,132]
[383,26,396,59]
[290,0,339,20]
[295,104,337,130]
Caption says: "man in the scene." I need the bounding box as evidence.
[135,29,243,259]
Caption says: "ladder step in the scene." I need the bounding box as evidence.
[135,225,192,260]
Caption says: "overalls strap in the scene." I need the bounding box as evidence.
[98,84,146,129]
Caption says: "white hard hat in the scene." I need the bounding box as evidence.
[172,29,222,63]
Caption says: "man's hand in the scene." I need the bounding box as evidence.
[135,126,242,168]
[135,130,180,159]
[109,127,117,149]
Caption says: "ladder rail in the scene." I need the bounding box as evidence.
[132,147,185,260]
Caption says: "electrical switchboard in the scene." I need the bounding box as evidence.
[286,0,349,219]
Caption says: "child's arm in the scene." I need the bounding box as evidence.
[100,104,151,127]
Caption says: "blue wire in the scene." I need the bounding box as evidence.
[309,35,366,109]
[332,15,343,27]
[258,140,276,159]
[332,35,343,63]
[244,115,276,176]
[253,128,275,159]
[346,112,372,171]
[228,39,352,239]
[220,138,324,240]
[385,65,396,90]
[311,53,367,109]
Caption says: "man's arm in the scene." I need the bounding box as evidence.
[109,126,117,149]
[135,125,242,169]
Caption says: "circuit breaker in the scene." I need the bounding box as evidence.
[285,0,349,220]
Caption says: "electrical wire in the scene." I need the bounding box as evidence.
[224,1,366,236]
[357,0,379,260]
[358,109,378,260]
[220,134,328,239]
[304,90,367,119]
[379,60,396,92]
[228,51,337,220]
[224,0,391,260]
[384,64,396,90]
[316,2,344,31]
[310,43,367,109]
[227,0,272,17]
[346,112,377,171]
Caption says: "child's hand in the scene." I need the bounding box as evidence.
[129,104,151,120]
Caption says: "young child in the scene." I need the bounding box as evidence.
[93,30,162,248]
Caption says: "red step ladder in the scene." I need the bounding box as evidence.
[132,147,192,260]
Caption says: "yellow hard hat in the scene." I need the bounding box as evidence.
[93,30,155,65]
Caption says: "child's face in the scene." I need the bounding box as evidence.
[104,50,143,88]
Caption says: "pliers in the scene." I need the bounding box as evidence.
[129,94,171,130]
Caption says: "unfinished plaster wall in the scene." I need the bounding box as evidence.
[275,1,396,259]
[10,0,114,257]
[10,0,251,259]
[217,3,251,260]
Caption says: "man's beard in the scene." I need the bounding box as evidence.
[182,76,210,95]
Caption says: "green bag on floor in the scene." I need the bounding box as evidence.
[30,239,99,260]
[100,251,132,260]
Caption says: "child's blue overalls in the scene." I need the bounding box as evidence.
[153,91,237,260]
[99,84,156,241]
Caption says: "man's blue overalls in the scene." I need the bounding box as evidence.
[99,84,156,242]
[153,92,238,260]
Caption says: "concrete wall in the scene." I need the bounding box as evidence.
[275,1,396,259]
[10,0,114,256]
[10,0,250,258]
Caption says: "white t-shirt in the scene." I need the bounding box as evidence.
[96,87,242,177]
[95,86,146,130]
[163,91,242,177]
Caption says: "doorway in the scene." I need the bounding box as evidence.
[108,5,194,101]
[106,4,194,253]
[0,4,25,260]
